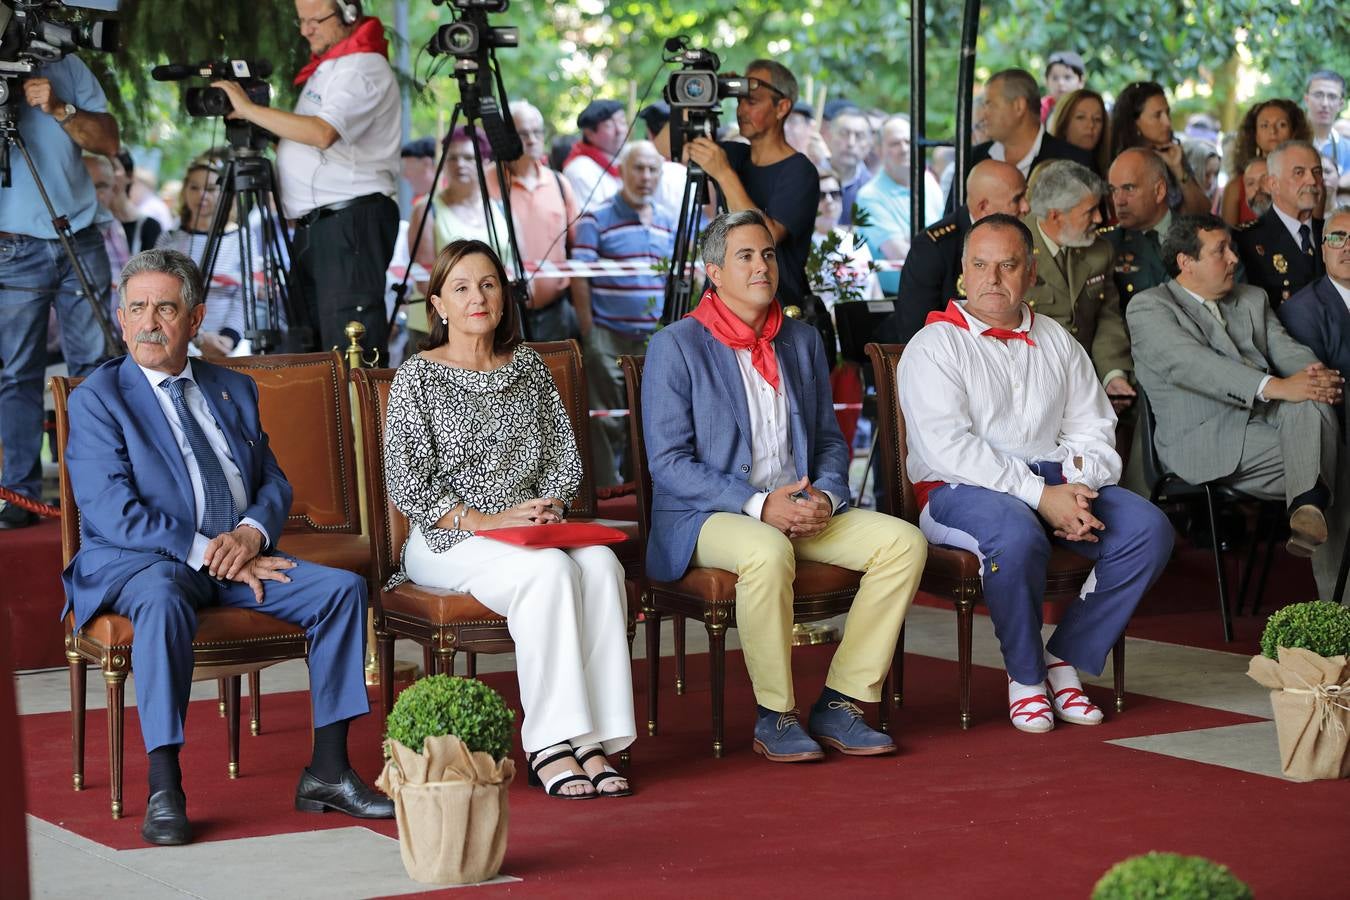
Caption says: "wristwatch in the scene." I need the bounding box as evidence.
[55,103,77,124]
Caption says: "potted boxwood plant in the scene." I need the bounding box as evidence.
[376,675,516,884]
[1092,851,1251,899]
[1247,601,1350,781]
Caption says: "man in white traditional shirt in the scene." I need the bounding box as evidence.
[899,213,1174,734]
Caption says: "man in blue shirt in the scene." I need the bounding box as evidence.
[0,54,119,528]
[1304,70,1350,204]
[572,141,676,486]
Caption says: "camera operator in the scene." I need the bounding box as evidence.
[0,54,119,529]
[684,60,819,311]
[211,0,401,363]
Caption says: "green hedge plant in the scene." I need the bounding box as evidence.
[1260,601,1350,660]
[1092,852,1252,900]
[385,675,515,761]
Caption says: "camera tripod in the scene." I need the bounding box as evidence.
[662,162,712,323]
[0,76,121,356]
[197,123,302,354]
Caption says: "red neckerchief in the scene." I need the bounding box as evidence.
[562,140,620,177]
[926,299,1036,346]
[687,286,784,389]
[293,18,390,87]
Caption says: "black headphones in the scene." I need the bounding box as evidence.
[335,0,359,25]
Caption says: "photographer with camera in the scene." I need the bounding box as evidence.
[0,51,119,528]
[211,0,401,364]
[684,60,819,314]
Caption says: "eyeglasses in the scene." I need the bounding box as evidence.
[516,128,546,139]
[820,189,842,200]
[297,10,338,29]
[1309,91,1344,105]
[1326,231,1350,249]
[747,77,788,101]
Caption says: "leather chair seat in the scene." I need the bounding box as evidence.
[276,533,371,575]
[654,560,861,604]
[381,583,503,624]
[68,609,306,650]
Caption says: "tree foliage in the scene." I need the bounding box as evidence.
[91,0,1350,174]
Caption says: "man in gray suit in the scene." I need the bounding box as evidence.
[1128,214,1343,556]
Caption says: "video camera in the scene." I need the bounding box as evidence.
[151,59,272,119]
[429,0,517,61]
[0,0,118,78]
[425,0,521,162]
[662,36,747,162]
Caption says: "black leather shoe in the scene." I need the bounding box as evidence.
[295,768,394,819]
[0,502,38,530]
[141,789,192,846]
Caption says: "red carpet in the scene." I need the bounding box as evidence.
[2,516,68,670]
[22,644,1349,898]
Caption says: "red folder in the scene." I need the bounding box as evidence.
[477,522,629,549]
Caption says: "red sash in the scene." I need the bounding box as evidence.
[562,140,620,177]
[926,300,1035,346]
[687,286,783,390]
[293,18,390,87]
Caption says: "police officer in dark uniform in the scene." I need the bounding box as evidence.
[1103,148,1173,311]
[1234,140,1326,308]
[883,159,1028,343]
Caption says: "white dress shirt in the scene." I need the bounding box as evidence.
[1332,277,1350,312]
[1273,203,1314,249]
[990,126,1045,178]
[135,362,269,569]
[733,348,842,520]
[899,302,1120,510]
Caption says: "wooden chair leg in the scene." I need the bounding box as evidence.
[423,644,436,676]
[379,633,395,729]
[226,675,241,779]
[893,622,906,708]
[68,650,86,792]
[217,677,227,717]
[674,614,687,695]
[1112,637,1126,713]
[1204,486,1235,643]
[437,649,457,680]
[248,669,261,736]
[466,652,477,679]
[879,670,892,734]
[645,608,661,737]
[956,597,975,730]
[707,620,728,758]
[104,669,126,819]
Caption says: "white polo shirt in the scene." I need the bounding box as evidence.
[277,52,401,219]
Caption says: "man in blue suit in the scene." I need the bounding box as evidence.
[1279,205,1350,601]
[643,210,927,762]
[62,249,391,846]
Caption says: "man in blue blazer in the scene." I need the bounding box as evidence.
[1279,206,1350,600]
[62,249,390,846]
[643,210,927,762]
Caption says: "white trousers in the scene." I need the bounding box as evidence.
[404,529,636,755]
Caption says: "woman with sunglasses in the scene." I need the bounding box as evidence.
[811,170,881,309]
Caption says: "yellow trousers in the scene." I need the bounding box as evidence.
[691,508,927,711]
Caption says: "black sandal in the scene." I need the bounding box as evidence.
[526,744,596,799]
[573,744,633,798]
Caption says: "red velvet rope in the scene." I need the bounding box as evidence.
[0,486,60,518]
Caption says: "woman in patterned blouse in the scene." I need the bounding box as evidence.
[384,240,635,799]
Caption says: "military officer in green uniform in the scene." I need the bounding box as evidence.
[1022,159,1135,407]
[1102,148,1172,311]
[1234,140,1326,308]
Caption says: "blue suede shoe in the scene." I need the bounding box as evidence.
[809,698,897,756]
[752,710,825,762]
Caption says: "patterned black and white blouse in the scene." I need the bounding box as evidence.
[383,347,582,587]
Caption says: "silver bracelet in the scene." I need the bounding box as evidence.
[452,503,465,532]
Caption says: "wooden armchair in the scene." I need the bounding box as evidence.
[620,354,898,758]
[53,376,308,820]
[864,342,1124,729]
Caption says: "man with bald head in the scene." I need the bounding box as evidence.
[888,159,1028,343]
[1235,140,1327,308]
[856,114,945,295]
[1104,148,1173,309]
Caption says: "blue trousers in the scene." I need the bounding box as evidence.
[921,462,1174,684]
[0,227,111,498]
[107,556,370,753]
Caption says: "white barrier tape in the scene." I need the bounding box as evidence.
[526,259,905,277]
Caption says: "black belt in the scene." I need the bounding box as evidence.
[295,193,388,228]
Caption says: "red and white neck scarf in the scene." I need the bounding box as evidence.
[687,286,784,389]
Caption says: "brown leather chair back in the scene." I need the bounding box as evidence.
[618,355,651,544]
[864,342,918,524]
[51,376,83,567]
[217,351,359,533]
[529,340,595,519]
[351,368,401,589]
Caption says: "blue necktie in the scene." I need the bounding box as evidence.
[161,377,238,538]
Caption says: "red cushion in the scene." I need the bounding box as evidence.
[477,522,629,549]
